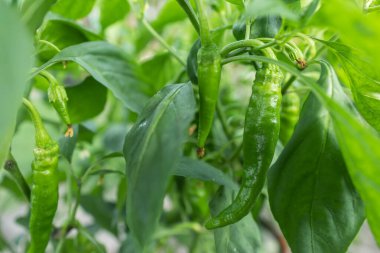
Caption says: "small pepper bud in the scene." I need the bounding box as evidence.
[48,83,73,137]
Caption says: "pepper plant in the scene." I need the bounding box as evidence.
[1,0,380,252]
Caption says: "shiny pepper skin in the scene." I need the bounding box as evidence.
[23,99,59,253]
[205,64,283,229]
[279,90,301,144]
[197,43,222,157]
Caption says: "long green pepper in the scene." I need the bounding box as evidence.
[195,0,222,157]
[23,98,59,253]
[206,46,283,229]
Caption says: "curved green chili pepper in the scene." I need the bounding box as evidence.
[40,70,73,137]
[279,89,300,144]
[23,98,59,253]
[195,0,222,157]
[206,47,283,229]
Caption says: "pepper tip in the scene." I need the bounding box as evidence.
[197,147,205,158]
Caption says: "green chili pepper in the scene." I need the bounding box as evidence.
[206,48,283,228]
[40,70,73,137]
[279,89,300,144]
[23,98,59,253]
[195,0,222,157]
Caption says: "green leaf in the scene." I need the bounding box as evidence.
[37,18,101,61]
[210,186,262,253]
[174,157,237,190]
[250,15,282,38]
[20,0,57,31]
[33,41,150,113]
[311,0,380,76]
[141,52,180,95]
[225,0,244,7]
[313,39,380,132]
[268,63,365,253]
[123,83,196,250]
[99,0,130,29]
[186,39,201,84]
[80,195,118,235]
[51,0,96,19]
[0,3,32,168]
[322,64,380,246]
[66,76,107,123]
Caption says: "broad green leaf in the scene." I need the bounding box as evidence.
[66,77,107,123]
[268,63,365,253]
[123,83,196,250]
[33,41,150,113]
[37,18,101,61]
[51,0,96,19]
[250,15,282,38]
[20,0,57,31]
[0,3,32,168]
[141,52,180,95]
[99,0,130,29]
[210,186,262,253]
[174,157,237,190]
[323,64,380,246]
[313,39,380,132]
[311,0,380,75]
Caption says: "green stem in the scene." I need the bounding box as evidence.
[38,40,61,53]
[22,98,54,148]
[281,75,296,94]
[220,39,277,58]
[216,101,233,141]
[244,18,250,40]
[39,70,58,86]
[142,19,186,67]
[3,152,31,202]
[176,0,200,34]
[194,0,211,45]
[55,179,81,253]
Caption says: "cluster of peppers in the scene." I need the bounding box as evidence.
[10,5,309,251]
[192,5,306,228]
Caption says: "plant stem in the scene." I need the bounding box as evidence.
[55,178,81,253]
[3,152,31,202]
[142,19,186,67]
[281,75,296,94]
[220,39,277,58]
[38,40,61,53]
[194,0,211,45]
[176,0,200,34]
[216,101,233,141]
